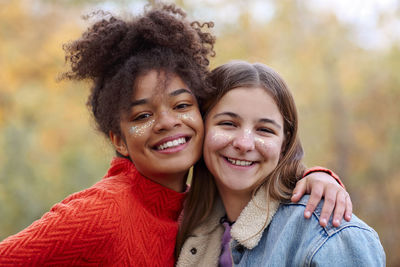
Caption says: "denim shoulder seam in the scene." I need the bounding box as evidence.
[304,232,329,266]
[304,224,379,265]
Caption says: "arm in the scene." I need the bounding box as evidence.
[291,167,352,227]
[303,166,345,188]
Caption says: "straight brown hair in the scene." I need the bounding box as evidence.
[175,61,306,256]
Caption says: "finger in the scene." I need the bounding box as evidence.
[319,188,337,227]
[331,191,347,227]
[304,183,323,219]
[292,178,307,202]
[344,193,353,221]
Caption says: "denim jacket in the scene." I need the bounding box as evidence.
[231,192,386,266]
[177,188,385,267]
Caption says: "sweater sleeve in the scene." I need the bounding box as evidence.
[0,187,121,266]
[303,166,345,188]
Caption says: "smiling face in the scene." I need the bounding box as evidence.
[203,87,285,201]
[111,70,204,191]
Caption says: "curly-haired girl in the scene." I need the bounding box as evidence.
[0,4,351,266]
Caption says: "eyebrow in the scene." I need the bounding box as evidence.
[213,112,239,119]
[259,118,282,129]
[213,112,282,129]
[130,98,147,107]
[130,88,192,107]
[169,88,193,97]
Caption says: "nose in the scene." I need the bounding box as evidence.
[232,129,255,153]
[153,111,181,132]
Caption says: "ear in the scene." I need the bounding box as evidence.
[109,131,129,157]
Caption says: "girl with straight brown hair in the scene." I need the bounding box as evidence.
[176,61,384,266]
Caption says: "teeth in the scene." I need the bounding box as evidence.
[157,137,186,150]
[227,158,253,166]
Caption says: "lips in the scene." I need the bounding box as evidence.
[157,137,187,150]
[225,156,257,166]
[153,135,190,151]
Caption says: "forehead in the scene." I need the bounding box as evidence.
[208,87,283,122]
[133,70,189,99]
[215,87,277,111]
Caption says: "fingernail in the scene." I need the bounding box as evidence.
[334,219,340,225]
[305,211,311,218]
[321,218,327,226]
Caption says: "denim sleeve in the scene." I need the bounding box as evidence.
[310,225,386,267]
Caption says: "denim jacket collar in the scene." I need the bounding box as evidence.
[231,188,279,249]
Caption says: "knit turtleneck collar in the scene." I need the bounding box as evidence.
[104,157,186,222]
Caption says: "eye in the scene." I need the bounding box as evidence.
[218,121,236,127]
[133,113,152,121]
[175,103,192,110]
[258,127,275,134]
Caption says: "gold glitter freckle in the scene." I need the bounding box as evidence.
[254,137,267,148]
[129,120,155,137]
[211,132,234,142]
[255,137,266,146]
[177,113,195,122]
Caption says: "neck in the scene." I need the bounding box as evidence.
[217,186,253,222]
[147,172,188,192]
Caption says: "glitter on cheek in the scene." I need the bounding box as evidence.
[255,137,267,148]
[207,130,234,147]
[255,137,281,157]
[128,119,155,137]
[177,113,195,122]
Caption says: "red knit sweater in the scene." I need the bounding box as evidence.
[0,157,186,266]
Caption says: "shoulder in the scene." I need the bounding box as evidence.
[285,195,377,236]
[278,195,385,266]
[57,166,138,211]
[53,177,127,217]
[33,180,125,237]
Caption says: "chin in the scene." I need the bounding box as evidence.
[160,162,192,175]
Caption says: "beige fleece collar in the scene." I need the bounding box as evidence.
[230,188,279,249]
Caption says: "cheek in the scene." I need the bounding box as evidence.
[177,113,195,122]
[178,111,204,132]
[128,119,155,138]
[204,128,234,154]
[179,111,204,156]
[255,137,282,161]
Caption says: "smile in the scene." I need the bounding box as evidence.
[156,137,187,150]
[226,157,255,166]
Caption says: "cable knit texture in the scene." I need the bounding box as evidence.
[0,157,186,266]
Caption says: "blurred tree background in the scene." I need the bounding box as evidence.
[0,0,399,265]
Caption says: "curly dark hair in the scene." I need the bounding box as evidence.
[62,3,215,138]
